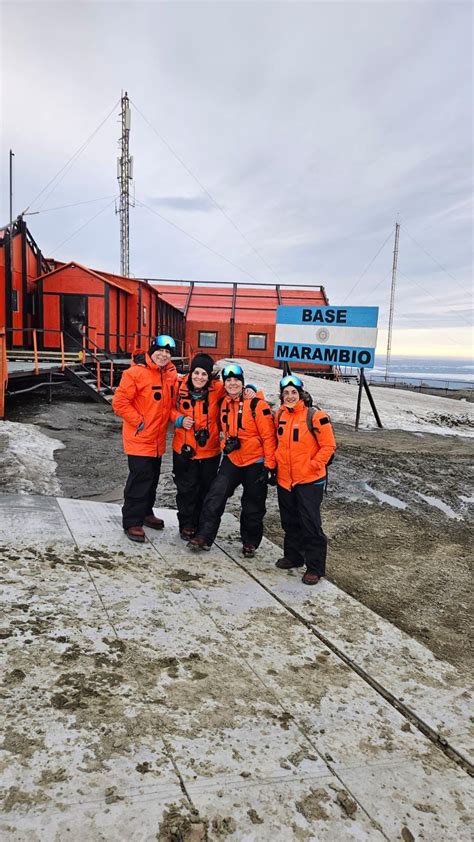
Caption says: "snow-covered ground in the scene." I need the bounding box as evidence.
[0,421,64,495]
[219,358,474,437]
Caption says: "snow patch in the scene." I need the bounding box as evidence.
[0,421,64,495]
[363,483,408,510]
[218,358,474,437]
[415,492,462,520]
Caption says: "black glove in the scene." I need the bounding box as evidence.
[267,468,277,486]
[256,467,277,486]
[255,467,268,486]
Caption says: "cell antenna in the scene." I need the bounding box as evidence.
[385,221,400,378]
[116,91,134,276]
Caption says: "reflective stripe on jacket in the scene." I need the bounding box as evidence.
[171,377,225,459]
[220,395,277,469]
[275,400,336,490]
[112,350,177,457]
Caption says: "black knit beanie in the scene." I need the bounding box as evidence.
[190,353,214,377]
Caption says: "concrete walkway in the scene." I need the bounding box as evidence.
[0,494,472,841]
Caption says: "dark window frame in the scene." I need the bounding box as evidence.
[12,289,19,313]
[247,332,267,351]
[198,330,218,348]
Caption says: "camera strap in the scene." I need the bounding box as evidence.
[225,399,244,435]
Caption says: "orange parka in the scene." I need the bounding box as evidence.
[170,377,226,459]
[275,400,336,490]
[112,350,177,457]
[220,394,277,469]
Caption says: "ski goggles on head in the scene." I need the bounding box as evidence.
[222,363,244,379]
[279,374,303,390]
[153,335,176,350]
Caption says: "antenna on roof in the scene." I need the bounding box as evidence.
[116,91,134,277]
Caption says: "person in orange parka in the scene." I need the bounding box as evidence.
[170,353,225,540]
[188,362,277,558]
[274,374,336,586]
[112,335,178,542]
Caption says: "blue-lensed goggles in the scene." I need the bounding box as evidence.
[154,335,176,350]
[280,374,303,390]
[222,364,244,378]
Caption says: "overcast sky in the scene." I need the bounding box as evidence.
[1,1,472,357]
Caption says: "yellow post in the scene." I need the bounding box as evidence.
[32,329,39,376]
[60,332,65,371]
[0,327,6,419]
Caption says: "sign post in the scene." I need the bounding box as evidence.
[274,305,382,429]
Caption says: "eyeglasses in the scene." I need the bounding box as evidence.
[223,364,243,378]
[280,374,303,390]
[154,335,176,350]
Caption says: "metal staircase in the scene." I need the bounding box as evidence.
[64,356,116,404]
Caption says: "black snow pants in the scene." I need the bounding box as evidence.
[197,456,267,547]
[122,455,162,529]
[277,481,327,576]
[172,451,221,530]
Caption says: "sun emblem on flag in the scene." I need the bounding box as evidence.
[317,327,330,342]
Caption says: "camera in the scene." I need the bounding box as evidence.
[194,428,210,448]
[181,443,196,460]
[223,436,241,455]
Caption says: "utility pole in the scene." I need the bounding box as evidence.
[9,149,14,224]
[116,92,133,277]
[6,150,15,349]
[385,221,400,379]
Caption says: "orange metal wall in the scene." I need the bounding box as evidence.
[0,245,5,329]
[11,235,24,346]
[43,294,60,348]
[108,287,118,353]
[42,267,104,296]
[156,284,330,370]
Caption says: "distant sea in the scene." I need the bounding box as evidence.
[368,356,473,388]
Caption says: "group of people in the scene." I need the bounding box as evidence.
[112,335,336,586]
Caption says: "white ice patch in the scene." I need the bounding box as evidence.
[415,492,462,520]
[0,420,64,495]
[363,483,408,509]
[218,358,474,437]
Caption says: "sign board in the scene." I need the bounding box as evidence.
[274,305,379,368]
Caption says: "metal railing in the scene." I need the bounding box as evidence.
[5,327,116,394]
[366,372,473,398]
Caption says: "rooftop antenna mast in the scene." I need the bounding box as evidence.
[385,220,400,379]
[116,91,134,277]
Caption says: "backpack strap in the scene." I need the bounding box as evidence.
[250,397,260,419]
[306,406,317,440]
[307,407,334,492]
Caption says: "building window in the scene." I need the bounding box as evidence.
[143,305,147,326]
[198,331,217,348]
[248,332,267,350]
[12,290,19,312]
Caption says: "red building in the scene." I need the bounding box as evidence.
[152,281,330,371]
[0,218,51,349]
[31,260,185,356]
[1,220,331,373]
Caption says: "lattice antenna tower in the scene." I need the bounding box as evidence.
[385,221,400,378]
[116,91,134,277]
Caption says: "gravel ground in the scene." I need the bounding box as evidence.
[4,386,473,676]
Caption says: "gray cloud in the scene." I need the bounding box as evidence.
[147,195,214,212]
[1,1,472,355]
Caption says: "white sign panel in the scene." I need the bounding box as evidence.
[274,305,379,368]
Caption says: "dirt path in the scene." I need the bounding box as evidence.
[4,390,473,675]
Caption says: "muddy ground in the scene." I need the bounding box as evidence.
[4,386,473,677]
